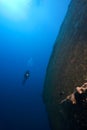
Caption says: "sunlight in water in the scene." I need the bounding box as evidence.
[0,0,32,21]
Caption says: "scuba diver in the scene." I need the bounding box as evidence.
[22,70,30,85]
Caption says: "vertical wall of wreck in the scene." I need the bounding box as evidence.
[43,0,87,130]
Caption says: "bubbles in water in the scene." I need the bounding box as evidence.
[27,57,33,68]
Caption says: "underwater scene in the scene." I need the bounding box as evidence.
[0,0,73,130]
[0,0,87,130]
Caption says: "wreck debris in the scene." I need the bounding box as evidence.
[61,82,87,104]
[58,82,87,130]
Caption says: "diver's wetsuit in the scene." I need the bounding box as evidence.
[22,70,30,85]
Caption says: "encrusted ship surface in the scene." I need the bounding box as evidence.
[43,0,87,130]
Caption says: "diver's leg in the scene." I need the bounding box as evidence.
[22,78,26,85]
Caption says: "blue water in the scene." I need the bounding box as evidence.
[0,0,70,130]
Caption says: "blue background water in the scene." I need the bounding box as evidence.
[0,0,70,130]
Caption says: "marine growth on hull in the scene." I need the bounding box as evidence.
[43,0,87,130]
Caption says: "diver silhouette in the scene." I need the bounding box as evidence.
[22,70,30,85]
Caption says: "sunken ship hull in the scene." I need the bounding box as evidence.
[43,0,87,130]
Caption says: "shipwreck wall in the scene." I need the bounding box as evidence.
[43,0,87,130]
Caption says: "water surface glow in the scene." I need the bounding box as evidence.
[0,0,32,20]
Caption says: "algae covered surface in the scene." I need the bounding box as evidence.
[43,0,87,129]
